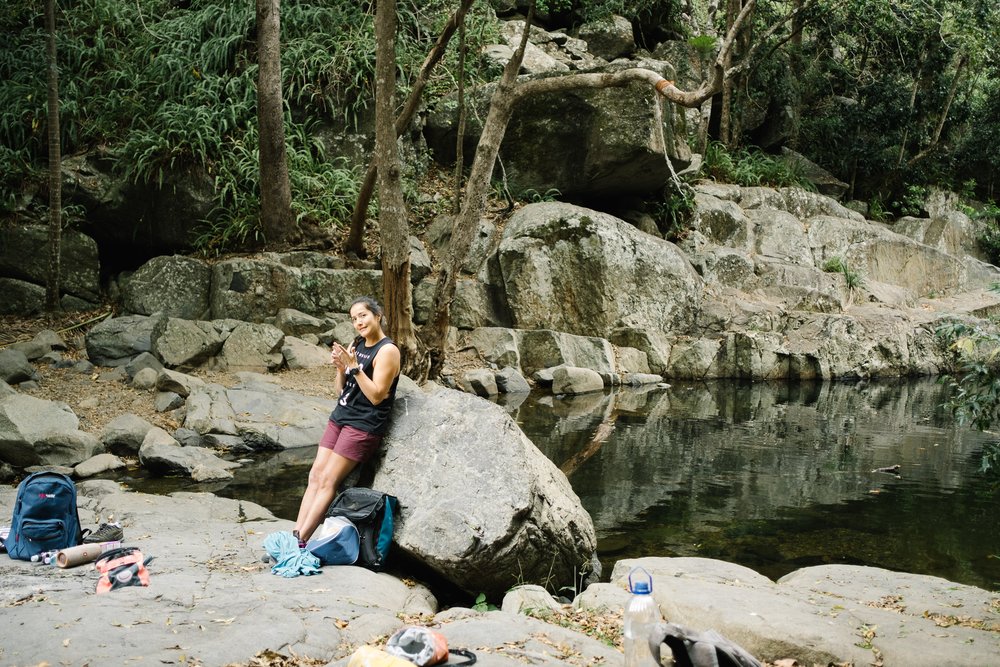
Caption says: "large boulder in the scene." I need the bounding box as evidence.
[747,208,814,266]
[0,278,46,316]
[0,224,100,302]
[577,14,635,60]
[424,62,691,199]
[184,377,333,450]
[807,215,968,297]
[61,151,215,255]
[0,349,36,384]
[151,317,227,369]
[894,210,987,263]
[0,278,96,315]
[0,394,100,467]
[517,329,616,376]
[138,426,240,477]
[376,382,598,597]
[498,202,702,338]
[778,147,848,198]
[209,254,382,321]
[217,322,285,372]
[607,557,1000,667]
[121,255,212,319]
[85,314,165,366]
[689,191,755,254]
[737,185,865,222]
[780,306,945,379]
[101,413,156,456]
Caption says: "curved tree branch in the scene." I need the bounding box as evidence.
[728,0,819,79]
[346,0,475,258]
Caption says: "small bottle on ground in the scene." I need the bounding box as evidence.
[31,550,59,565]
[624,567,664,667]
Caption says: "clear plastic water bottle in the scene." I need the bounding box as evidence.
[624,567,663,667]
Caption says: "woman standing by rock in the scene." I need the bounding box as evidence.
[292,296,400,544]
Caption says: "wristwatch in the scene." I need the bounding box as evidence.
[347,366,360,377]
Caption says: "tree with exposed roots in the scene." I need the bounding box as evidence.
[373,0,425,378]
[366,0,816,380]
[422,0,821,378]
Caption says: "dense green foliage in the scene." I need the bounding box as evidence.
[936,310,1000,475]
[972,202,1000,266]
[0,0,501,250]
[702,140,814,189]
[792,0,1000,208]
[2,0,1000,251]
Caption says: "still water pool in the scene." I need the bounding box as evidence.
[514,377,1000,591]
[140,377,999,591]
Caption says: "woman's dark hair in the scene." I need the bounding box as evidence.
[351,296,384,318]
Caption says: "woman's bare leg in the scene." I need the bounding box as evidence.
[294,447,332,532]
[295,451,360,542]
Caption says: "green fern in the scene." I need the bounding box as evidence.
[0,0,500,234]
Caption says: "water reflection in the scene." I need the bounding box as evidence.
[514,378,1000,591]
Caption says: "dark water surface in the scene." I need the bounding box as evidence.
[132,377,1000,591]
[514,378,1000,591]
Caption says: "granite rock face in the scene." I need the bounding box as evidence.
[1,484,992,667]
[375,382,599,598]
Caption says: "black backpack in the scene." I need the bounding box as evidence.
[325,487,397,571]
[651,622,763,667]
[6,471,84,561]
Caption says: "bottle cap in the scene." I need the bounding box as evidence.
[628,566,653,594]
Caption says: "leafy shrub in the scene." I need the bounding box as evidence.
[702,141,814,190]
[688,34,717,55]
[517,188,562,203]
[0,145,36,214]
[936,313,1000,434]
[894,184,927,218]
[973,202,1000,266]
[822,256,865,292]
[652,187,694,241]
[867,196,889,223]
[935,305,1000,477]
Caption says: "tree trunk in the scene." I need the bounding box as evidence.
[256,0,294,245]
[346,0,475,258]
[719,0,740,145]
[907,54,966,169]
[452,18,468,215]
[44,0,61,313]
[374,0,424,379]
[423,6,536,378]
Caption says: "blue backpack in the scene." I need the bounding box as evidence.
[6,471,83,561]
[325,487,397,571]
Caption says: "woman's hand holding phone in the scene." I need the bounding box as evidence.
[331,341,357,372]
[331,342,346,371]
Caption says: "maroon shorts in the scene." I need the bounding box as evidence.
[318,420,382,462]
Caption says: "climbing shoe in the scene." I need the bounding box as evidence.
[83,522,124,544]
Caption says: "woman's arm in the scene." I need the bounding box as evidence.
[349,343,400,405]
